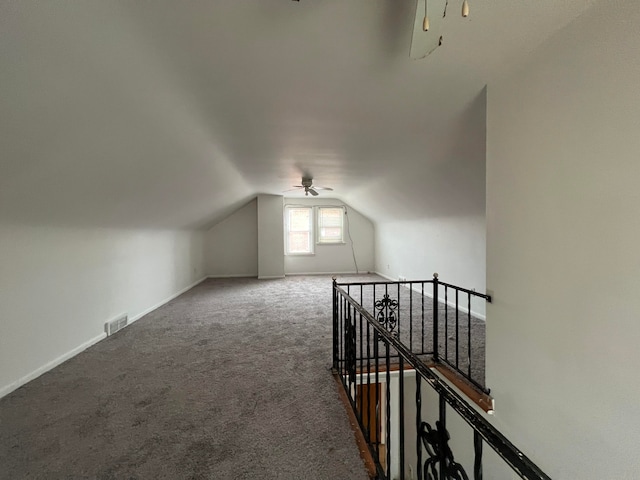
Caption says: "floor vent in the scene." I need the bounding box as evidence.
[105,314,128,336]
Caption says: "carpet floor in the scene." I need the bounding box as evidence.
[0,274,486,480]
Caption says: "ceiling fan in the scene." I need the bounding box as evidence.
[285,177,333,196]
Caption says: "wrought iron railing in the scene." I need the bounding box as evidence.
[334,274,490,393]
[333,278,551,480]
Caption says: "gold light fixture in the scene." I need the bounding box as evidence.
[423,0,430,31]
[462,0,470,18]
[424,0,468,32]
[412,0,470,60]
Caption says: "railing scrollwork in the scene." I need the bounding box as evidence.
[374,294,399,336]
[344,313,357,386]
[420,420,470,480]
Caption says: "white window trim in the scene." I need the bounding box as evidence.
[316,206,345,245]
[284,206,315,255]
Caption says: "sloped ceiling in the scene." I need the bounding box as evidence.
[0,0,598,229]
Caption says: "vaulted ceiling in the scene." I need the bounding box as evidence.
[0,0,597,229]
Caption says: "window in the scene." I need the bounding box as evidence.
[285,207,313,254]
[317,207,344,244]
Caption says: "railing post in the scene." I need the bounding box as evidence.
[332,276,338,370]
[474,430,484,480]
[438,394,447,480]
[416,372,423,480]
[433,272,439,363]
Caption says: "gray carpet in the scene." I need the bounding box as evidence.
[0,275,374,480]
[0,274,486,480]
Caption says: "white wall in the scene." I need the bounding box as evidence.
[374,90,487,304]
[0,225,204,398]
[376,215,485,286]
[257,194,285,279]
[284,198,375,275]
[205,199,258,277]
[486,1,640,478]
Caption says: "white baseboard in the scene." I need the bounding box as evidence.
[285,271,363,276]
[207,272,370,278]
[0,332,106,399]
[257,275,286,280]
[129,276,208,324]
[0,276,208,400]
[422,288,487,321]
[206,274,258,279]
[373,271,395,281]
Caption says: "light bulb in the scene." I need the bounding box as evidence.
[423,15,430,31]
[462,0,469,17]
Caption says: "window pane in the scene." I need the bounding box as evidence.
[289,208,310,231]
[318,207,343,243]
[319,208,342,227]
[285,206,313,254]
[289,232,311,253]
[321,227,342,239]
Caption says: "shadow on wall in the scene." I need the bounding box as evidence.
[350,86,487,223]
[378,0,416,62]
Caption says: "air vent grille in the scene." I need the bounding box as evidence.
[105,314,128,336]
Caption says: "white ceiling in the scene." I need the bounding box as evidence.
[0,0,598,229]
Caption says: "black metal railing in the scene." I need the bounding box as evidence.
[335,274,491,393]
[333,278,551,480]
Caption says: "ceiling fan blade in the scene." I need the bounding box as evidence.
[283,187,303,192]
[308,188,319,196]
[313,186,333,191]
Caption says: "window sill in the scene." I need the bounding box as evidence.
[285,253,316,257]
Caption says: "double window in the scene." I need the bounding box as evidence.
[285,206,344,255]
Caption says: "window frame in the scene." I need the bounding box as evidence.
[316,206,345,245]
[284,206,314,255]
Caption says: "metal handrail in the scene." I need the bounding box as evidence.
[338,273,491,392]
[333,282,551,480]
[336,278,491,303]
[336,280,434,287]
